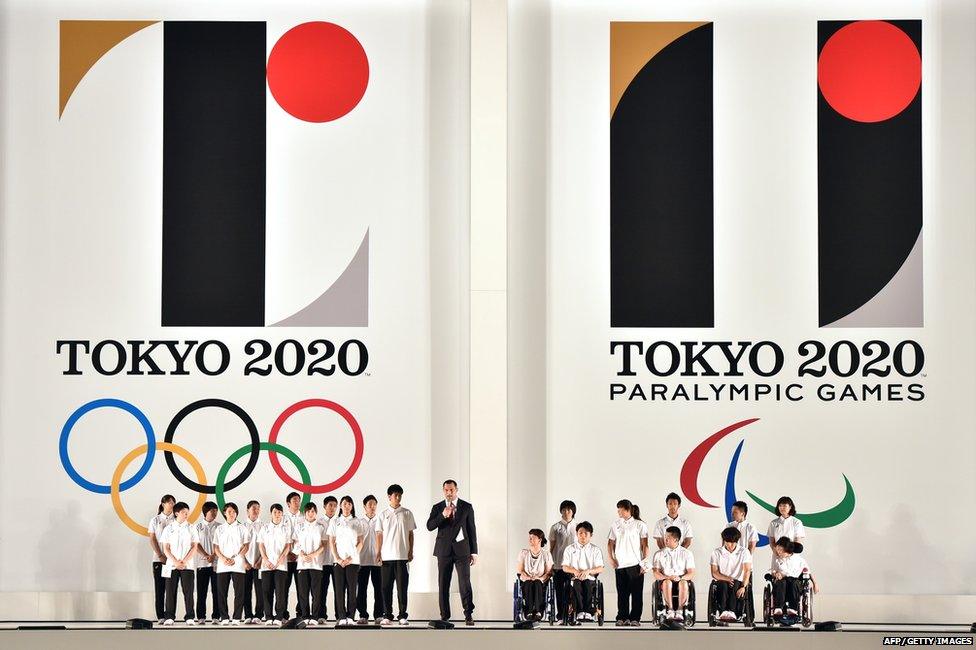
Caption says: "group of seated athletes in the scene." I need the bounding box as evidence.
[516,492,819,626]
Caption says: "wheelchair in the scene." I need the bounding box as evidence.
[651,579,697,627]
[512,575,557,625]
[762,572,813,628]
[706,579,755,627]
[562,577,605,626]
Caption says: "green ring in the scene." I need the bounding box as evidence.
[215,442,312,512]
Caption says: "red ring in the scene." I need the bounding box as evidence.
[267,399,364,493]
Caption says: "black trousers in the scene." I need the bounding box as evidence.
[615,565,644,621]
[333,564,360,620]
[356,565,382,619]
[243,568,263,619]
[520,579,545,615]
[381,560,410,620]
[284,560,297,619]
[436,554,474,620]
[152,562,166,619]
[164,569,195,621]
[261,570,289,621]
[553,569,571,620]
[296,569,323,620]
[316,565,333,619]
[217,572,245,621]
[571,579,596,615]
[714,580,744,613]
[772,577,801,610]
[195,567,217,619]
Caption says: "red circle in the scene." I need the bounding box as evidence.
[267,399,364,493]
[267,22,369,123]
[818,21,920,123]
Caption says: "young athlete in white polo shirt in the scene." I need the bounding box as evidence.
[548,499,577,623]
[770,537,818,618]
[710,527,753,622]
[561,521,604,625]
[162,502,199,625]
[283,491,303,620]
[293,502,327,625]
[317,496,339,621]
[607,499,649,626]
[258,503,292,625]
[767,496,806,547]
[376,484,416,626]
[328,496,367,626]
[652,492,695,549]
[242,500,264,624]
[148,494,176,623]
[516,529,554,621]
[193,501,219,623]
[727,501,759,553]
[356,495,382,624]
[648,526,696,622]
[213,502,252,625]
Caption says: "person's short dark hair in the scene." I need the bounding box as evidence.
[270,503,283,513]
[303,502,318,514]
[774,536,794,553]
[246,500,260,510]
[529,528,547,546]
[443,479,458,488]
[286,492,301,504]
[576,521,594,534]
[721,527,742,544]
[173,501,189,513]
[223,502,239,516]
[616,499,633,512]
[202,501,218,516]
[363,494,377,506]
[559,500,577,517]
[323,495,338,506]
[776,496,797,517]
[665,526,682,540]
[732,500,748,515]
[388,484,404,497]
[665,492,682,505]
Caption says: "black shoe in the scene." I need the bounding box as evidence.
[465,617,474,626]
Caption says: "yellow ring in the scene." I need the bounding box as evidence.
[111,442,207,536]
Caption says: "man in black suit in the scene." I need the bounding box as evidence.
[426,479,478,625]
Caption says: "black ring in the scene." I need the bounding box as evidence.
[164,398,260,494]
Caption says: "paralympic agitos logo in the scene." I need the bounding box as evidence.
[679,418,855,547]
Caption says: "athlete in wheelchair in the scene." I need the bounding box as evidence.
[559,521,605,626]
[762,537,818,627]
[648,526,697,626]
[706,527,755,626]
[512,529,557,624]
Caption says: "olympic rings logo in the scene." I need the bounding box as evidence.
[59,397,364,536]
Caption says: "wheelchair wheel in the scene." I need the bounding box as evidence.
[651,580,662,624]
[546,578,556,625]
[762,582,773,626]
[596,581,605,626]
[512,578,523,622]
[800,585,813,628]
[685,582,697,627]
[743,583,756,627]
[707,582,718,627]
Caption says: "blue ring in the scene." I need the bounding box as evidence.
[59,398,155,494]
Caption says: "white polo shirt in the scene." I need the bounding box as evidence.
[562,542,604,580]
[652,514,695,545]
[148,512,174,563]
[292,520,327,571]
[358,515,380,566]
[285,509,303,534]
[213,520,252,574]
[317,514,336,565]
[193,519,219,570]
[328,515,367,565]
[244,517,264,567]
[375,507,416,562]
[710,546,752,582]
[767,516,806,544]
[258,521,292,573]
[549,519,576,567]
[608,517,649,569]
[164,521,200,569]
[518,548,554,578]
[650,546,695,577]
[771,553,810,578]
[727,520,759,550]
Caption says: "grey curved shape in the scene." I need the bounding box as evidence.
[272,230,369,327]
[825,231,922,328]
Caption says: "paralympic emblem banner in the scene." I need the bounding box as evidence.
[0,0,465,597]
